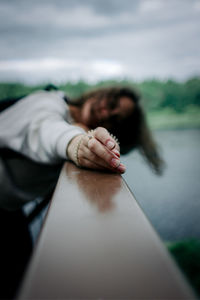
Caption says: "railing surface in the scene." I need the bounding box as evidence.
[18,162,194,299]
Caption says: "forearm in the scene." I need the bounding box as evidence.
[0,92,86,163]
[24,120,85,163]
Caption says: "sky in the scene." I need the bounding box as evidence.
[0,0,200,84]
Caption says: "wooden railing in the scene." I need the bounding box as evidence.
[18,162,195,299]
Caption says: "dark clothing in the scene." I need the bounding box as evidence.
[0,149,62,299]
[0,209,32,299]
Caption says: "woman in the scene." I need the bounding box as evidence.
[0,86,163,209]
[0,86,163,298]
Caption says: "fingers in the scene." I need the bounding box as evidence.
[66,134,110,170]
[84,135,126,173]
[87,135,115,161]
[93,127,120,153]
[78,144,120,172]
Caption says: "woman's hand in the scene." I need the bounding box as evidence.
[67,127,126,173]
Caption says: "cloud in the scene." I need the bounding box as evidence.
[0,58,125,83]
[0,0,199,83]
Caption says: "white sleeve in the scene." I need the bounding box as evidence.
[0,91,85,163]
[23,113,85,163]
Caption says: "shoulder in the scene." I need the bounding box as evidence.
[3,90,68,116]
[0,90,70,125]
[23,90,67,108]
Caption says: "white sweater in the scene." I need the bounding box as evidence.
[0,90,85,210]
[0,90,84,163]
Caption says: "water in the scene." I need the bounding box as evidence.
[122,129,200,242]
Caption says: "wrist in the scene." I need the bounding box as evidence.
[67,134,85,165]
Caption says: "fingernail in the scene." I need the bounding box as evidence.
[111,158,120,168]
[112,149,120,157]
[117,164,126,173]
[106,140,115,150]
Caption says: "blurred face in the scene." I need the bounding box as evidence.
[81,96,135,129]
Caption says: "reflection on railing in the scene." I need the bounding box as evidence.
[66,163,121,213]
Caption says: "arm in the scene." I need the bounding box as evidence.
[0,92,85,163]
[0,92,125,172]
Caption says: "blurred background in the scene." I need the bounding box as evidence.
[0,0,200,294]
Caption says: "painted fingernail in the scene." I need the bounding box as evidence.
[111,158,120,168]
[112,149,120,157]
[117,164,126,173]
[106,139,115,150]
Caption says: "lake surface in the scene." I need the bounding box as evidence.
[122,129,200,242]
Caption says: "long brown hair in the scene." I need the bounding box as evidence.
[70,86,164,175]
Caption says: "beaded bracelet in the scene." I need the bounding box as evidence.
[110,133,120,146]
[87,129,119,146]
[87,129,94,137]
[74,135,85,166]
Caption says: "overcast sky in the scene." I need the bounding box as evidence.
[0,0,200,84]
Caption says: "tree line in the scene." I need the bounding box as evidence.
[0,77,199,113]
